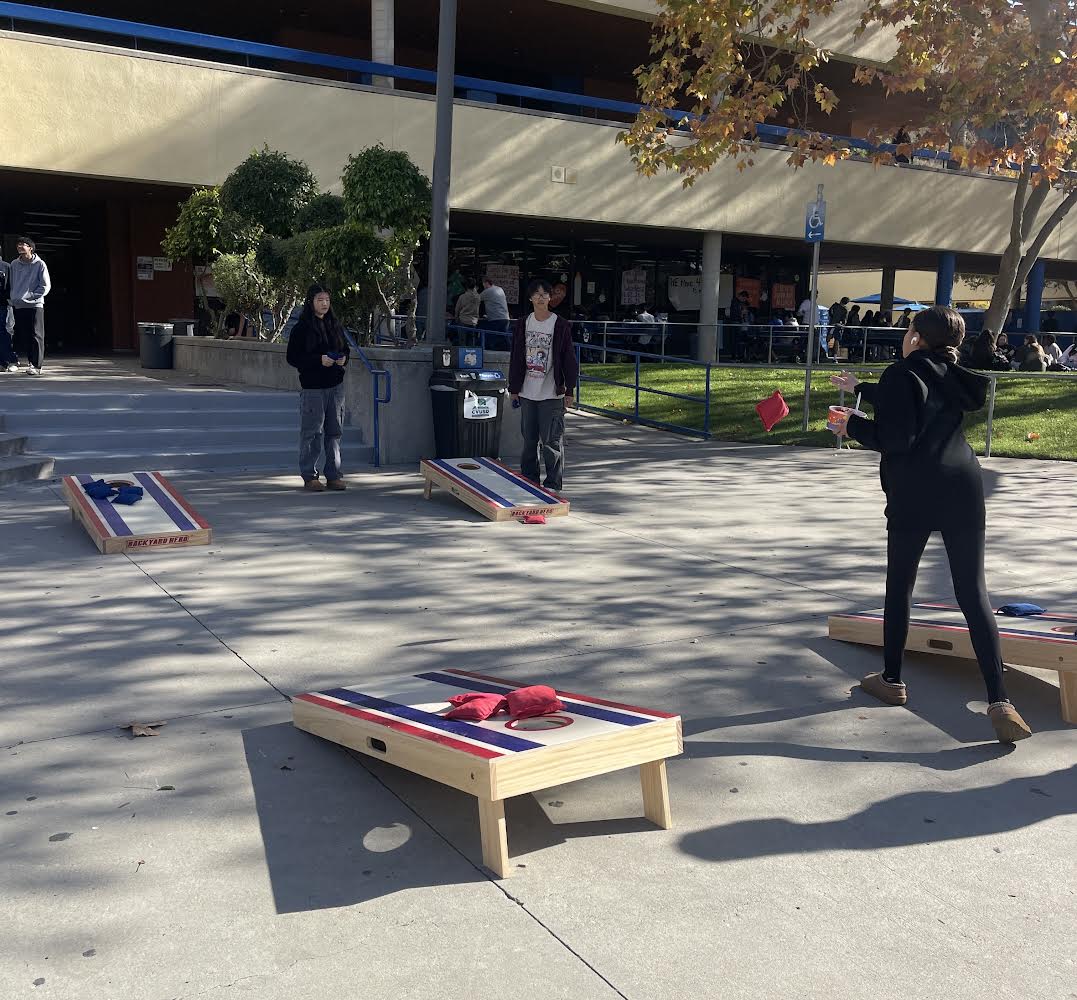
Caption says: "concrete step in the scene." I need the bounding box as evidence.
[0,432,29,458]
[2,407,301,431]
[51,442,374,475]
[0,388,297,413]
[0,453,55,487]
[25,425,334,453]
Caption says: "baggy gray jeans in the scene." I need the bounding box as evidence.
[520,396,565,491]
[299,383,345,481]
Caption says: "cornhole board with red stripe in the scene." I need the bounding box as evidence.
[61,473,212,554]
[420,457,570,521]
[293,668,681,877]
[829,603,1077,723]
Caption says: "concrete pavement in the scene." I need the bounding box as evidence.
[2,411,1074,1000]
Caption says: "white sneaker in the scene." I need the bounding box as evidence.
[26,367,41,377]
[3,364,18,373]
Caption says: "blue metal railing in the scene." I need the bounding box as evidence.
[0,1,965,165]
[0,2,657,119]
[575,345,712,439]
[342,332,392,468]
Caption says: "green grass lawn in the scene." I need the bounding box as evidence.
[578,363,1077,461]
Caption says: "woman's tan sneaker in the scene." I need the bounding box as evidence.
[326,479,347,491]
[860,672,908,706]
[987,702,1032,743]
[303,479,325,492]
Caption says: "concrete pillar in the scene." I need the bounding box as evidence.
[935,252,956,306]
[879,267,896,321]
[372,0,395,88]
[698,232,722,362]
[1024,259,1045,333]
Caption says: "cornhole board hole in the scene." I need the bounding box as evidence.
[420,457,570,522]
[829,603,1077,723]
[61,473,211,554]
[293,668,681,877]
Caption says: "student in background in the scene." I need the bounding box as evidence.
[285,284,350,492]
[9,237,51,375]
[508,279,578,493]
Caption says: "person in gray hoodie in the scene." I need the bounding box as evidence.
[9,237,51,375]
[0,258,15,370]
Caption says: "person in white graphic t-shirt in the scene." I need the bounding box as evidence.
[507,279,579,493]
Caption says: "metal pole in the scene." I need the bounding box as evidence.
[984,376,997,458]
[704,363,712,437]
[424,0,457,343]
[634,354,641,423]
[801,236,822,431]
[768,324,774,364]
[836,386,845,450]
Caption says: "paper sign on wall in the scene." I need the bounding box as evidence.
[668,275,702,311]
[770,283,796,310]
[153,257,173,272]
[136,256,154,281]
[484,264,520,305]
[621,268,647,305]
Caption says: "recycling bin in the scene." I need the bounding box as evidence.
[429,368,508,459]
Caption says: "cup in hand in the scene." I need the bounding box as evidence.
[828,405,864,435]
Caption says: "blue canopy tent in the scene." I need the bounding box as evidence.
[851,295,928,310]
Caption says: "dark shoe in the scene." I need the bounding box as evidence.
[326,479,347,491]
[303,479,325,492]
[859,672,908,706]
[987,702,1032,743]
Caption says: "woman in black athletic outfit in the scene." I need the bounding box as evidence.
[829,305,1031,744]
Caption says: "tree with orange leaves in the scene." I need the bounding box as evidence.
[620,0,1077,331]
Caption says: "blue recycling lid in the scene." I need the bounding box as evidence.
[474,370,505,380]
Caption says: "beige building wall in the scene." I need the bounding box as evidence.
[549,0,901,64]
[2,33,1072,264]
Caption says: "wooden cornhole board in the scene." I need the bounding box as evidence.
[829,603,1077,723]
[420,457,569,521]
[293,668,681,877]
[61,473,211,554]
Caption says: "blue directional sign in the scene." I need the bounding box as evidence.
[805,199,826,243]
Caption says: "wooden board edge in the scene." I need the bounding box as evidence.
[489,718,683,800]
[829,615,1075,673]
[291,696,495,798]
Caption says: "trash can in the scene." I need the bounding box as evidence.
[138,323,174,369]
[429,369,508,459]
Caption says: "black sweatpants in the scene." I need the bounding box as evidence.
[883,527,1007,703]
[13,307,45,369]
[520,396,565,492]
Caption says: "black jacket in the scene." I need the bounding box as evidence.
[285,315,349,389]
[847,352,989,531]
[0,261,8,308]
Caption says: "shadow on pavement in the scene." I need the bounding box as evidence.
[678,764,1077,864]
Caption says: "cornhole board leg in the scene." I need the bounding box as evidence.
[1060,673,1077,724]
[640,759,672,829]
[478,797,510,877]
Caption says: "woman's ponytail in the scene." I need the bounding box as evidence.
[911,306,965,365]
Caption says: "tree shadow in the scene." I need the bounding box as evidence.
[678,765,1077,864]
[241,721,490,912]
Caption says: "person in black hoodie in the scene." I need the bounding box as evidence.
[829,305,1032,743]
[285,284,350,492]
[0,259,15,370]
